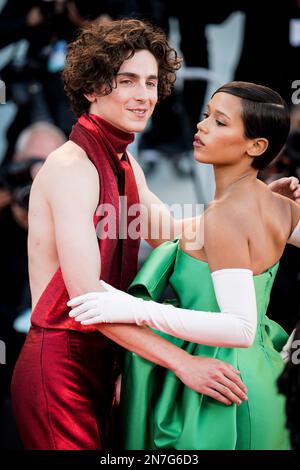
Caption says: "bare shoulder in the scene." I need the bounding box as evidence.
[203,201,251,271]
[37,141,99,195]
[31,141,100,215]
[44,140,96,173]
[204,192,249,232]
[204,200,245,244]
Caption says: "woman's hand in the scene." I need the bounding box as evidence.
[67,282,140,325]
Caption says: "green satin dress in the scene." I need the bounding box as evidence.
[120,239,291,450]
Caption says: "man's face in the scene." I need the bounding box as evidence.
[89,49,159,133]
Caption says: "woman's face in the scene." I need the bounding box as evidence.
[193,92,250,166]
[88,49,158,133]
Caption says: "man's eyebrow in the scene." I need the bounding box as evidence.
[116,72,158,80]
[207,103,231,120]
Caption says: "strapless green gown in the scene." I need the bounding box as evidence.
[120,239,290,450]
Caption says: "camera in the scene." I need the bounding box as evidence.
[0,158,44,210]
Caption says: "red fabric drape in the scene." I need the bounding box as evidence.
[31,113,140,332]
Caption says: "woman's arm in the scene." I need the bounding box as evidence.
[68,269,257,348]
[68,208,258,348]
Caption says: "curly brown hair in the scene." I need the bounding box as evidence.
[62,18,182,117]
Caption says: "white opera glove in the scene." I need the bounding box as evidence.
[68,269,257,349]
[100,280,125,293]
[68,284,150,324]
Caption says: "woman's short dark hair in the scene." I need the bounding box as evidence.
[212,81,290,170]
[62,18,182,117]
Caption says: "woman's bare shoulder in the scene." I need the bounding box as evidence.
[203,201,251,271]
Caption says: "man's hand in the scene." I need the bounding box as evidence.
[268,176,300,203]
[68,284,248,405]
[174,355,248,406]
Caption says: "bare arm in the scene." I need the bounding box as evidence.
[46,150,246,403]
[69,208,257,348]
[128,153,196,247]
[46,152,188,366]
[45,152,104,298]
[93,323,247,405]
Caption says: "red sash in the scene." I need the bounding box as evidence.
[31,113,140,332]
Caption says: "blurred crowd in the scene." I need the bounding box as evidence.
[1,0,300,449]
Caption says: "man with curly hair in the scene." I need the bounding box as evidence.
[10,18,300,450]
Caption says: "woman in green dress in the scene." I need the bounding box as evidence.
[68,81,300,449]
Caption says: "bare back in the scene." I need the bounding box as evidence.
[181,179,294,275]
[28,167,58,310]
[28,140,98,309]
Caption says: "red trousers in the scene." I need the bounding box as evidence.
[11,326,118,450]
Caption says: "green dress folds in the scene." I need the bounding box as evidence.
[120,239,291,450]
